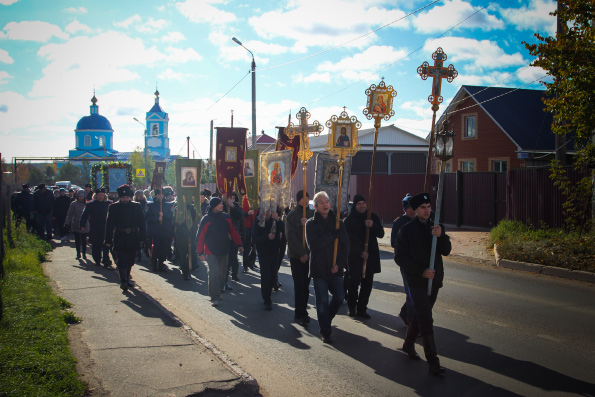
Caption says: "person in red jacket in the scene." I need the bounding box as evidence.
[196,197,244,306]
[242,195,257,272]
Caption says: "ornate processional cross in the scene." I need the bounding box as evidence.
[417,47,458,107]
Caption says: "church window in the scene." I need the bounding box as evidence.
[98,136,105,147]
[84,135,91,146]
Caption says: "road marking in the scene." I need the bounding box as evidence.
[536,334,563,342]
[446,309,467,316]
[487,320,508,327]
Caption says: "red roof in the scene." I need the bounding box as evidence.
[247,133,276,148]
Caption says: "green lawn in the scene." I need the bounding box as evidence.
[1,224,86,396]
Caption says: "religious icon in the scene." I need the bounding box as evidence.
[269,162,283,185]
[372,94,387,114]
[225,147,237,162]
[181,167,197,187]
[244,159,255,178]
[333,125,352,149]
[151,123,159,137]
[157,166,164,174]
[321,161,340,186]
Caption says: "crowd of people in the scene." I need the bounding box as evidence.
[11,181,452,377]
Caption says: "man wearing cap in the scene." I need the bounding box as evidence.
[146,188,175,272]
[391,193,415,326]
[200,188,211,216]
[84,183,94,201]
[196,197,244,306]
[306,191,349,344]
[395,192,451,376]
[105,185,147,291]
[80,188,113,267]
[14,184,34,231]
[53,188,72,242]
[344,193,384,319]
[31,183,54,240]
[286,190,314,325]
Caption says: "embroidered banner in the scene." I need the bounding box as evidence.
[215,127,247,197]
[259,150,292,214]
[275,126,300,179]
[314,153,352,213]
[243,149,259,210]
[175,158,203,227]
[151,161,168,191]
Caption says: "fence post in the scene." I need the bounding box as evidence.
[456,170,462,227]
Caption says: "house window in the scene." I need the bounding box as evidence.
[84,135,91,146]
[464,116,476,138]
[437,160,452,172]
[461,160,475,172]
[493,160,507,172]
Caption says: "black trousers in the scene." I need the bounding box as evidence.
[290,257,311,318]
[151,235,170,263]
[347,271,374,311]
[257,250,276,304]
[115,250,135,284]
[90,236,110,264]
[242,228,256,269]
[407,284,439,336]
[73,232,87,255]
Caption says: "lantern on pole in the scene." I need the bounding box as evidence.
[324,108,361,267]
[362,78,397,277]
[427,117,455,294]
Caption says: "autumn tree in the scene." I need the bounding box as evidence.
[129,146,154,189]
[525,1,595,232]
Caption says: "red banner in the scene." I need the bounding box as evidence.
[216,127,247,197]
[275,126,300,178]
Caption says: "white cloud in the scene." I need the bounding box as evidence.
[158,68,193,81]
[31,31,163,98]
[296,72,331,84]
[114,14,142,29]
[412,0,504,34]
[314,45,409,82]
[176,0,237,24]
[165,47,202,63]
[0,0,20,5]
[136,17,168,34]
[455,71,516,87]
[161,31,186,43]
[0,48,14,64]
[65,7,87,14]
[498,0,556,36]
[0,70,12,84]
[424,37,526,73]
[516,65,551,85]
[2,21,69,42]
[249,0,408,50]
[65,20,93,34]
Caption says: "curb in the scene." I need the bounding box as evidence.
[494,245,595,284]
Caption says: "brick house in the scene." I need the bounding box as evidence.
[435,85,571,173]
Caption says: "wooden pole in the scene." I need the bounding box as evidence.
[362,116,381,278]
[428,160,446,295]
[424,104,439,192]
[332,159,345,266]
[302,160,308,247]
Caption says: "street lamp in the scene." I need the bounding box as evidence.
[428,116,455,294]
[133,117,149,188]
[232,36,256,148]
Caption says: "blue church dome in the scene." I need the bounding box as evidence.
[76,114,113,131]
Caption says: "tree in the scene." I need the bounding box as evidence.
[129,146,154,189]
[57,162,82,186]
[44,164,56,185]
[27,166,45,186]
[525,2,595,233]
[79,158,91,186]
[201,161,215,184]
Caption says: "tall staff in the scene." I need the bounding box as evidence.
[324,108,361,266]
[362,79,397,278]
[286,107,323,246]
[417,47,458,192]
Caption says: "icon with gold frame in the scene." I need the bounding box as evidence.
[325,109,361,158]
[363,79,397,121]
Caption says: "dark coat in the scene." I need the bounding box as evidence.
[344,210,384,276]
[394,216,451,289]
[146,199,175,238]
[32,189,54,214]
[391,213,412,248]
[252,215,283,254]
[196,210,243,256]
[14,190,33,217]
[80,199,111,241]
[105,201,147,251]
[305,210,349,280]
[285,204,314,259]
[53,195,72,222]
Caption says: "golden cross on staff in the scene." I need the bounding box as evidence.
[324,108,361,267]
[362,78,397,278]
[286,107,323,245]
[417,47,458,192]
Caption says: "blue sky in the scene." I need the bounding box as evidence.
[0,0,556,161]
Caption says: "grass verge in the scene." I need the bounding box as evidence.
[490,220,595,272]
[1,224,86,396]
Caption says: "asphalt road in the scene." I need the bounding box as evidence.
[133,251,595,397]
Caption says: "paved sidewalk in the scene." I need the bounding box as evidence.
[44,242,259,396]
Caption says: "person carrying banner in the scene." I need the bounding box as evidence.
[242,195,257,272]
[146,188,175,272]
[252,206,283,310]
[196,197,243,306]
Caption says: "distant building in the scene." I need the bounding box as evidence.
[247,131,277,152]
[143,89,170,160]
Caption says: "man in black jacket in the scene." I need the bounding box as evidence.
[32,183,54,240]
[286,190,314,325]
[344,194,384,319]
[105,185,147,292]
[306,191,349,344]
[80,188,112,267]
[395,192,451,376]
[252,206,283,310]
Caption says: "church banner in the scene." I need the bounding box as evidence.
[151,161,168,191]
[314,153,352,213]
[259,150,292,214]
[175,158,203,227]
[275,126,300,179]
[216,127,247,197]
[243,149,259,210]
